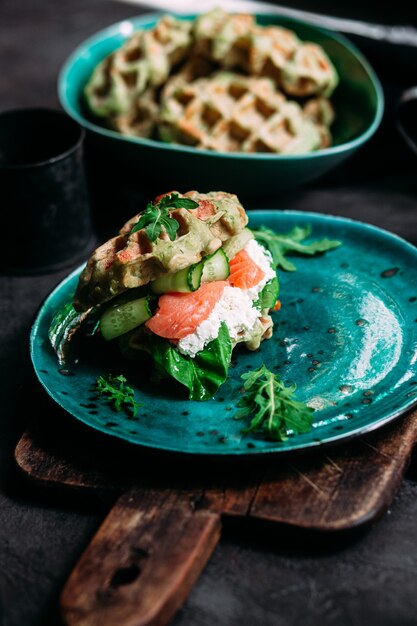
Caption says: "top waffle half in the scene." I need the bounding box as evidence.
[74,191,248,311]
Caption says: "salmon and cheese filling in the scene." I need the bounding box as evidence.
[146,239,276,357]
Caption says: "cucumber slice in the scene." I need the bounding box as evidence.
[100,296,152,341]
[151,248,230,295]
[222,228,254,260]
[201,248,230,282]
[151,262,203,294]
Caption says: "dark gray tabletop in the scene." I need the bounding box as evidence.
[2,1,417,625]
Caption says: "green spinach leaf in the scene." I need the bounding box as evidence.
[147,322,232,401]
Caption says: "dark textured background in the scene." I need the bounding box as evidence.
[2,1,417,625]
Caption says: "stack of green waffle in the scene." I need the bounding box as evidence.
[85,8,338,153]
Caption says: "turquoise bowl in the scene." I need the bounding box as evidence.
[58,13,384,198]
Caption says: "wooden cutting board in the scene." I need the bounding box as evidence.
[14,401,417,626]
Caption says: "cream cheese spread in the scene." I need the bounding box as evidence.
[177,240,276,357]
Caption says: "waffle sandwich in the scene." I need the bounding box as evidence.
[67,191,280,401]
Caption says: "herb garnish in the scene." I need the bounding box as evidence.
[94,374,141,416]
[130,193,199,241]
[253,225,341,271]
[235,365,314,441]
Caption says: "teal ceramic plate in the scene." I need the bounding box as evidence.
[31,211,417,455]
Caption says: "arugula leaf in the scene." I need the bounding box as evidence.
[94,374,141,416]
[158,194,199,211]
[130,193,199,241]
[235,365,314,441]
[252,225,342,271]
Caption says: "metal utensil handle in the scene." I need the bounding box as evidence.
[125,0,417,47]
[397,86,417,155]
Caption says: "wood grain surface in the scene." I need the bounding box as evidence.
[14,409,417,626]
[61,487,221,626]
[15,409,417,529]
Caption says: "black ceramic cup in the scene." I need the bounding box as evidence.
[0,108,95,274]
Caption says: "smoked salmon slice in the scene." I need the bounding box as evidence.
[146,280,228,339]
[228,249,265,289]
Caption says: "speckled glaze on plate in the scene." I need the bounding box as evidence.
[30,211,417,455]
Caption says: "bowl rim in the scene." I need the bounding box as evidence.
[58,11,385,161]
